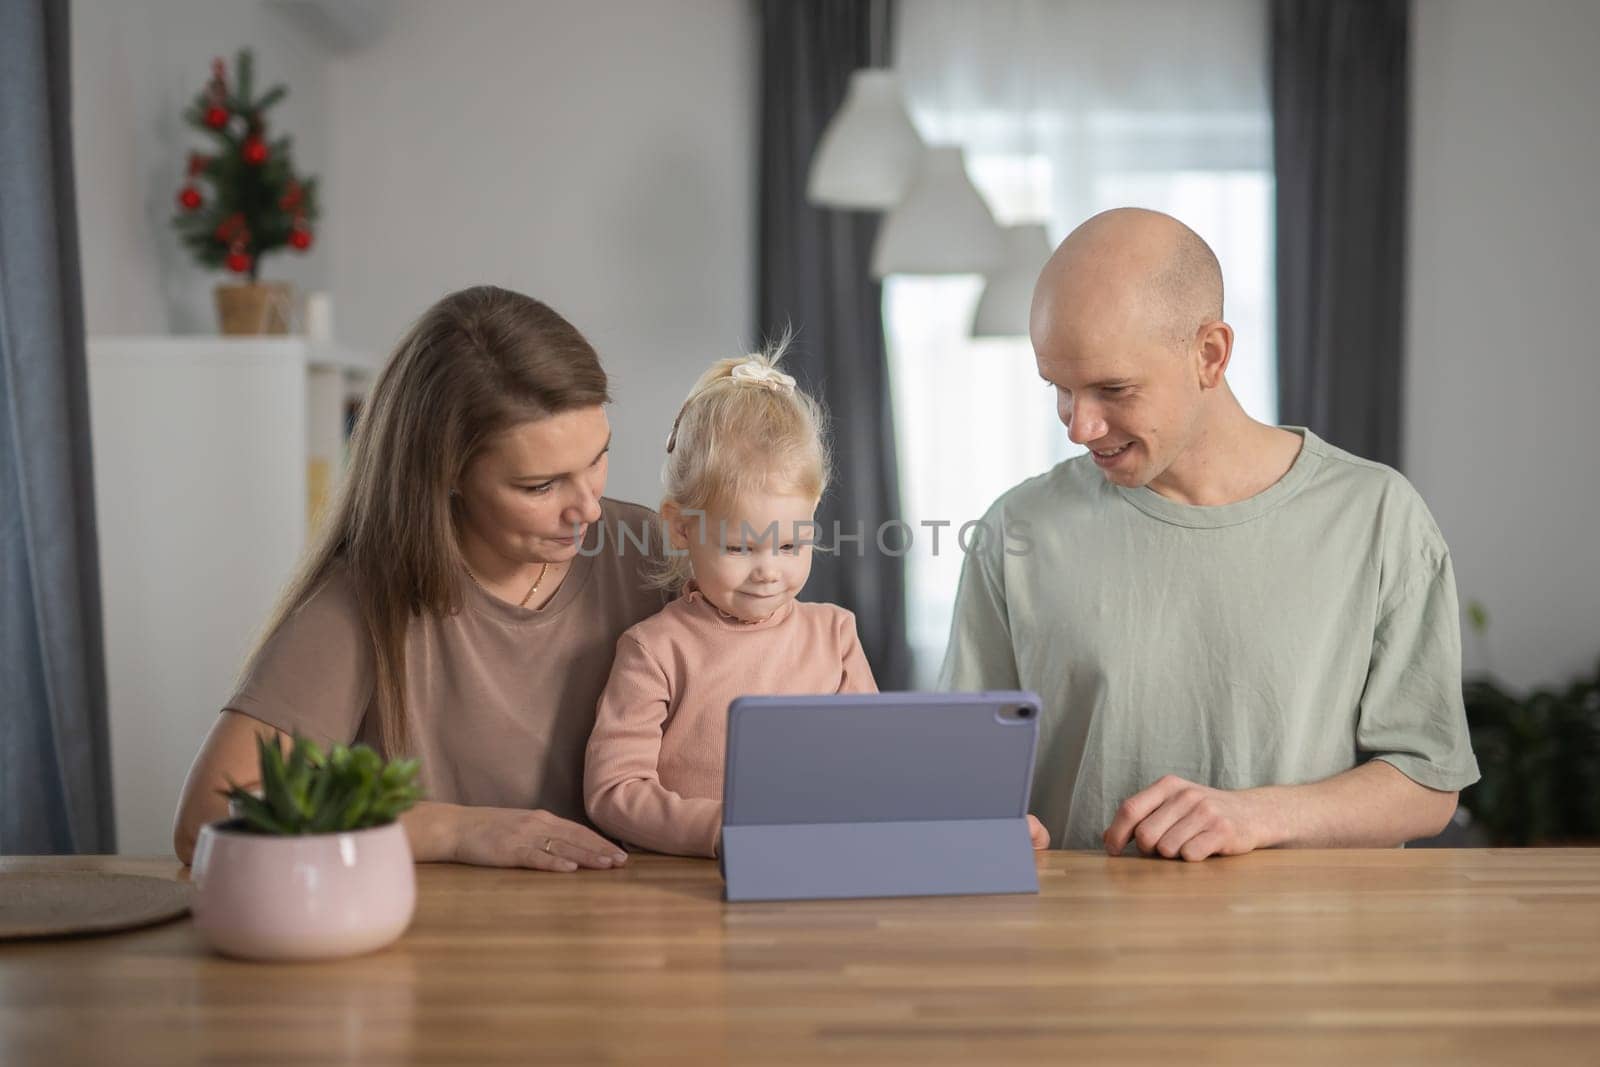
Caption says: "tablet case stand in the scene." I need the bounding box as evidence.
[720,692,1042,903]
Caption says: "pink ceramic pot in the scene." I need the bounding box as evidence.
[190,819,416,961]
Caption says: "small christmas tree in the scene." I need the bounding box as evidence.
[171,50,319,283]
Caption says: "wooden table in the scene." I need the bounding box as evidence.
[3,850,1598,1065]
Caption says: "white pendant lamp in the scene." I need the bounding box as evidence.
[871,147,1005,278]
[971,224,1055,337]
[807,70,925,210]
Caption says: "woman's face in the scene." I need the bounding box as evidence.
[457,406,611,565]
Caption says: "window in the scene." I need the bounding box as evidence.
[886,1,1275,684]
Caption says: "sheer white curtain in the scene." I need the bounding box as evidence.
[888,0,1275,684]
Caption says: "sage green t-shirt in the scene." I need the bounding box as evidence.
[939,428,1480,850]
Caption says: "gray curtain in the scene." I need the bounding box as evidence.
[1,0,116,854]
[756,0,912,689]
[1271,0,1409,467]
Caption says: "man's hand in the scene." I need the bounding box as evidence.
[1026,813,1050,850]
[1102,775,1270,861]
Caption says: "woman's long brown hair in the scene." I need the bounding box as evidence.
[241,286,610,756]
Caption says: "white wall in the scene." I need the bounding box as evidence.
[72,0,335,334]
[325,0,757,505]
[73,0,755,505]
[1407,0,1600,690]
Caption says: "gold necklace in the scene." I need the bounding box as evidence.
[465,561,550,608]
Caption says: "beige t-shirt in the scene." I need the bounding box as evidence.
[227,498,668,825]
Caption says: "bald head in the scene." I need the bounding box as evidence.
[1032,208,1223,349]
[1030,210,1238,489]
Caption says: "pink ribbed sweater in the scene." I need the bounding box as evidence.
[583,587,878,857]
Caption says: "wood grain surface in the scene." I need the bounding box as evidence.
[2,849,1597,1065]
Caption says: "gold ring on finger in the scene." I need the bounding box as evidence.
[542,837,554,854]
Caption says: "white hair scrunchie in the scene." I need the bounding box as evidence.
[730,360,797,393]
[667,359,798,453]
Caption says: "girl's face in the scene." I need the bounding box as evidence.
[667,490,818,623]
[456,406,611,565]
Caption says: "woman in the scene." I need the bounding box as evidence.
[174,286,665,871]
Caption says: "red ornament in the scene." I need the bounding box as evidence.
[225,250,253,274]
[204,106,230,129]
[177,186,203,211]
[241,137,268,166]
[289,228,314,251]
[215,213,246,242]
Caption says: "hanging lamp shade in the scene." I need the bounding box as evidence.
[971,224,1055,337]
[806,70,925,209]
[871,147,1005,278]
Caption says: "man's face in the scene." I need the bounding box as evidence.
[1032,295,1204,490]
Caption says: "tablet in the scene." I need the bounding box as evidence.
[720,691,1041,902]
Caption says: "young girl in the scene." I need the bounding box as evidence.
[583,346,875,858]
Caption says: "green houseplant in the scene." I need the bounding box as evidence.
[191,735,424,961]
[1460,607,1600,846]
[224,736,421,835]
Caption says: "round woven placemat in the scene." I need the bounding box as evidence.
[0,872,192,941]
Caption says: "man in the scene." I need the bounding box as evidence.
[940,208,1479,860]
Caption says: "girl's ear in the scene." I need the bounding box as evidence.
[660,501,691,551]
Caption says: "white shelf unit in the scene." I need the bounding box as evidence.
[86,337,375,855]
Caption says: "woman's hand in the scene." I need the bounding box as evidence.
[420,803,629,872]
[1027,813,1051,850]
[176,712,627,873]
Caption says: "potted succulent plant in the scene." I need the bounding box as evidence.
[190,735,423,961]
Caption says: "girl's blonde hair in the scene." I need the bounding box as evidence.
[241,285,610,757]
[654,338,830,589]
